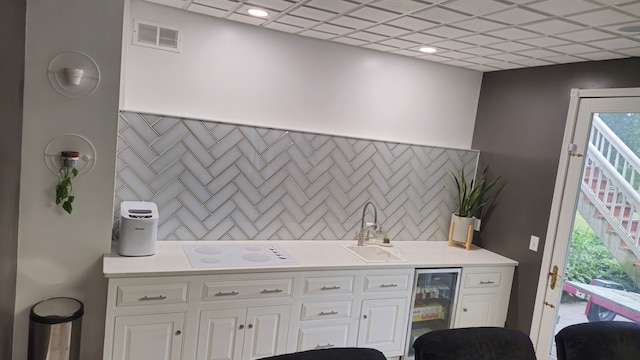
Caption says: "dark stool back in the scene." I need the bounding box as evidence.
[555,321,640,360]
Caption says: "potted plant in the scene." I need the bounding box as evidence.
[449,166,501,249]
[56,151,79,214]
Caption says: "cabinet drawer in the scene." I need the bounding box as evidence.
[202,278,293,301]
[303,276,354,295]
[363,274,410,292]
[297,325,350,351]
[116,283,189,307]
[465,272,502,288]
[300,301,352,321]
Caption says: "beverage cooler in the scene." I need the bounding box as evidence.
[404,268,461,359]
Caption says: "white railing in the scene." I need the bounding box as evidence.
[581,115,640,258]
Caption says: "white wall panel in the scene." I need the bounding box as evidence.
[123,0,482,150]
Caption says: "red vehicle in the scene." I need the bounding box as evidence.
[563,279,640,323]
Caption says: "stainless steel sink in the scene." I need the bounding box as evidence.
[343,245,405,262]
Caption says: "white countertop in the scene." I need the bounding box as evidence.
[103,240,518,278]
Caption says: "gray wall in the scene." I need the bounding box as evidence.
[0,0,24,357]
[472,57,640,333]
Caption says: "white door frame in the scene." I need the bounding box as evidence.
[530,87,640,353]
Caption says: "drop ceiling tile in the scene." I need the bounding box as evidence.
[465,56,499,64]
[444,59,476,67]
[390,49,423,56]
[518,36,571,47]
[487,61,526,70]
[513,58,554,67]
[432,40,474,50]
[329,16,376,29]
[367,24,410,36]
[244,0,293,11]
[543,54,589,63]
[300,29,336,39]
[442,0,510,16]
[400,32,445,44]
[413,7,469,24]
[193,0,236,11]
[371,0,431,14]
[526,0,600,16]
[228,13,266,25]
[437,50,474,59]
[589,0,633,4]
[452,18,506,32]
[484,8,547,24]
[588,37,640,50]
[578,51,627,61]
[601,22,640,35]
[488,41,534,51]
[379,38,419,48]
[618,2,640,16]
[521,19,584,35]
[387,16,436,30]
[350,6,399,22]
[550,43,600,54]
[188,4,228,16]
[348,31,387,42]
[427,25,473,38]
[618,47,640,56]
[266,22,302,33]
[278,15,318,28]
[487,52,530,61]
[463,46,501,56]
[457,34,503,45]
[567,9,637,27]
[469,64,501,71]
[307,0,361,13]
[363,43,396,51]
[313,23,354,35]
[291,6,337,21]
[517,48,562,58]
[487,27,540,40]
[333,36,368,46]
[418,54,452,62]
[557,29,615,42]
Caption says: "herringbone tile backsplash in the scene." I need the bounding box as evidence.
[115,112,478,241]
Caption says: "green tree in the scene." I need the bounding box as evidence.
[599,113,640,158]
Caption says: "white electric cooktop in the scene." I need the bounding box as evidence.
[183,243,298,268]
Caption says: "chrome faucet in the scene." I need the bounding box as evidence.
[356,201,378,246]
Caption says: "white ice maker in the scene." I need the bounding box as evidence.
[118,201,159,257]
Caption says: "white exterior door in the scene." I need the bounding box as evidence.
[112,312,184,360]
[531,89,640,359]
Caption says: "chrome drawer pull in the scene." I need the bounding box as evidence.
[139,295,167,301]
[380,283,398,288]
[319,311,338,316]
[321,286,341,290]
[215,291,239,297]
[479,280,495,285]
[261,288,283,294]
[315,343,334,349]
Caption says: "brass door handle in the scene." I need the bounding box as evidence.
[549,265,559,290]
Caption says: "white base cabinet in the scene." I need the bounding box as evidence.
[112,313,185,360]
[197,305,290,360]
[104,265,514,360]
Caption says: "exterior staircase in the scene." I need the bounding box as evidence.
[577,114,640,286]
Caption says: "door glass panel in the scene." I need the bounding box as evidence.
[550,112,640,357]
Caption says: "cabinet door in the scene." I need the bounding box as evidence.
[357,298,407,356]
[197,308,247,360]
[456,293,500,328]
[243,305,291,360]
[112,312,184,360]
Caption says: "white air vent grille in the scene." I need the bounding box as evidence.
[133,19,181,53]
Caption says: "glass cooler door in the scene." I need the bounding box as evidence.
[405,268,461,359]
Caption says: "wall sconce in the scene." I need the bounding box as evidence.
[47,51,100,97]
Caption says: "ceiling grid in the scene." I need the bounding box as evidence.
[147,0,640,71]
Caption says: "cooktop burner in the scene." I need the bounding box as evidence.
[182,243,297,268]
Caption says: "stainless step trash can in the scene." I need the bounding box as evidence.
[28,297,84,360]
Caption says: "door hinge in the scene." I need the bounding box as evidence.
[544,301,556,309]
[567,143,583,157]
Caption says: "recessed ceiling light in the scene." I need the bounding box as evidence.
[619,25,640,33]
[247,8,269,18]
[419,47,437,54]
